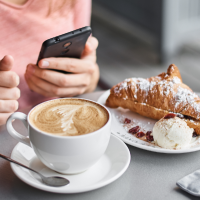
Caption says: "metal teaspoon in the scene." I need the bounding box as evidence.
[0,153,70,187]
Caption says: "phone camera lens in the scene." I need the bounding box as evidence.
[63,42,72,49]
[54,37,60,43]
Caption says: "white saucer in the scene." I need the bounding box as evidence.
[10,134,130,193]
[98,90,200,154]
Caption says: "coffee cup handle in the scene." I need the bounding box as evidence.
[6,112,31,147]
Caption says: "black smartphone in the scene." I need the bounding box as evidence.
[36,26,92,73]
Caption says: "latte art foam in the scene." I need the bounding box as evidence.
[29,99,108,136]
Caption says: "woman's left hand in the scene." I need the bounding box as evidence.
[24,36,99,97]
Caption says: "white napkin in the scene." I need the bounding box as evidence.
[177,169,200,196]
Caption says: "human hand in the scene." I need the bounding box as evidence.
[0,55,20,125]
[25,36,99,97]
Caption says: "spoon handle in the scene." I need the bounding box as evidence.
[0,153,37,174]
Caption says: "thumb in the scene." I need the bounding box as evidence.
[0,55,14,71]
[84,36,99,54]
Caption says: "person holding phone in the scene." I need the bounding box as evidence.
[0,0,99,125]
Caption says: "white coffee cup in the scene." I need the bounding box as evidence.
[6,98,111,174]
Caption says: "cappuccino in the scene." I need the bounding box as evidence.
[29,99,109,136]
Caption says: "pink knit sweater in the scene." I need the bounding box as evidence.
[0,0,91,108]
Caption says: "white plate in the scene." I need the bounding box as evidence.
[10,134,130,193]
[97,90,200,154]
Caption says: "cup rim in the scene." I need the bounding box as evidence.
[27,98,111,139]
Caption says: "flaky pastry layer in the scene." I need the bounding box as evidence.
[106,64,200,135]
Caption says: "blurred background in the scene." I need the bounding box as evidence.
[91,0,200,93]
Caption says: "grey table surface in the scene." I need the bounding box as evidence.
[0,91,199,200]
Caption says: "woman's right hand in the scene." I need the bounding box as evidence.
[0,55,20,125]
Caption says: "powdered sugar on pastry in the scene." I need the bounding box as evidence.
[114,81,128,100]
[175,87,198,107]
[112,72,200,117]
[106,64,200,135]
[115,76,181,99]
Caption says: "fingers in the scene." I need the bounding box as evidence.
[26,65,92,87]
[0,100,18,113]
[37,37,98,73]
[84,36,99,53]
[0,55,19,126]
[38,58,93,73]
[0,71,19,88]
[81,36,98,62]
[25,36,99,98]
[0,113,14,126]
[33,56,95,74]
[0,55,14,71]
[25,73,86,97]
[0,87,20,100]
[0,100,19,125]
[0,55,19,88]
[25,75,51,97]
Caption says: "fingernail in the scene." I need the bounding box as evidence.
[27,65,35,74]
[41,60,49,68]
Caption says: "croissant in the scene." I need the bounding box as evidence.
[106,64,200,135]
